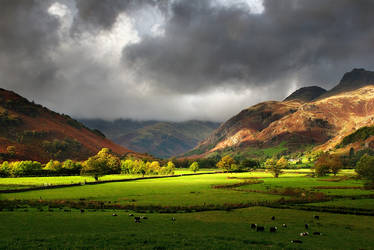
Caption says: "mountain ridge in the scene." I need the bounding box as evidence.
[0,88,137,162]
[186,69,374,158]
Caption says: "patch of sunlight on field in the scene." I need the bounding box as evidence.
[0,173,284,206]
[0,169,216,188]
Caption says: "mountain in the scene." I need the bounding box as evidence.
[80,119,220,158]
[318,68,374,99]
[186,69,374,159]
[284,86,327,102]
[0,88,136,162]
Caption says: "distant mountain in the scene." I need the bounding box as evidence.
[284,86,327,102]
[80,119,220,158]
[186,69,374,159]
[0,88,136,162]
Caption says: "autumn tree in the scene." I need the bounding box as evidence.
[81,148,120,181]
[314,152,343,177]
[216,155,235,172]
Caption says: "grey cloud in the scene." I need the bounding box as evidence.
[71,0,170,33]
[0,0,60,97]
[122,0,374,94]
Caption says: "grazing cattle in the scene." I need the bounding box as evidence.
[112,213,118,217]
[128,214,134,217]
[305,224,309,229]
[314,215,320,220]
[282,224,287,228]
[291,240,303,244]
[271,216,275,221]
[134,217,141,223]
[80,209,85,213]
[256,226,265,232]
[300,232,309,236]
[171,217,176,222]
[313,232,322,235]
[250,224,257,229]
[140,216,148,220]
[270,226,278,233]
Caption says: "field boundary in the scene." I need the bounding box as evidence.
[0,171,222,194]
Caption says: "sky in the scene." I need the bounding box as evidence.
[1,0,374,122]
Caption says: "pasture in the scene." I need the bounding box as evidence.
[1,170,374,249]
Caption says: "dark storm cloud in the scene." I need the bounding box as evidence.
[0,0,60,96]
[72,0,170,33]
[122,0,374,94]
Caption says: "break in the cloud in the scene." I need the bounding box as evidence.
[0,0,373,122]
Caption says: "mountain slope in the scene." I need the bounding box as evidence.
[0,88,135,162]
[80,119,220,158]
[187,69,374,158]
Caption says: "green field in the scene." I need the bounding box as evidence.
[1,170,374,249]
[0,169,216,191]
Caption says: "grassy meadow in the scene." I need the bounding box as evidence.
[1,169,374,249]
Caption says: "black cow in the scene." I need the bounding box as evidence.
[270,226,277,233]
[271,216,275,221]
[250,224,257,229]
[256,226,265,232]
[134,217,141,223]
[314,215,320,220]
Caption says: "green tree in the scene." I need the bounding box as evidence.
[10,161,42,177]
[189,162,199,173]
[265,157,283,178]
[230,163,241,172]
[0,161,11,177]
[355,154,374,185]
[239,159,259,171]
[216,155,235,172]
